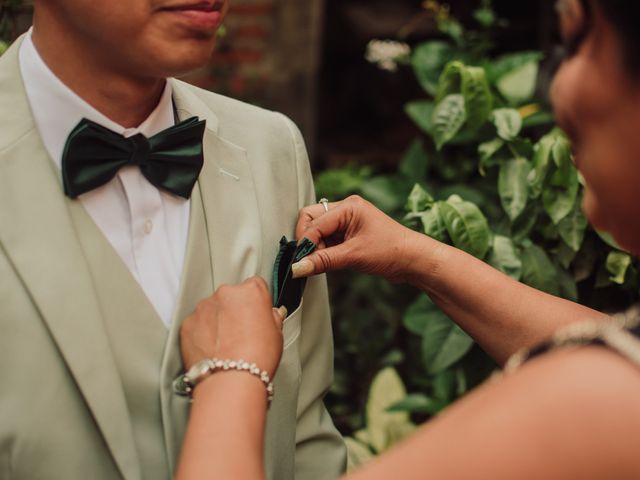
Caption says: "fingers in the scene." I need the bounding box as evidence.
[295,203,331,240]
[272,306,287,330]
[295,200,342,241]
[291,242,352,278]
[297,203,351,247]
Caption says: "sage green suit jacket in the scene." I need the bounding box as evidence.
[0,37,346,480]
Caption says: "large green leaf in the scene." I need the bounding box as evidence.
[498,157,531,220]
[354,429,373,447]
[555,241,577,270]
[478,137,505,175]
[528,132,555,199]
[386,422,418,450]
[436,61,491,131]
[399,139,429,181]
[412,41,457,96]
[361,175,409,214]
[439,18,465,45]
[345,438,374,472]
[509,137,534,158]
[520,243,560,295]
[552,131,573,168]
[521,110,555,129]
[436,61,465,101]
[387,394,445,415]
[557,199,588,252]
[439,196,491,259]
[432,94,466,150]
[403,294,437,336]
[511,202,540,242]
[461,66,493,130]
[606,251,631,285]
[556,264,578,302]
[496,60,539,105]
[365,368,411,453]
[314,164,371,200]
[421,312,474,374]
[432,369,456,402]
[596,230,624,250]
[405,101,435,135]
[405,184,433,214]
[419,204,449,243]
[491,108,522,141]
[0,41,8,57]
[488,51,544,82]
[542,163,579,224]
[487,235,522,280]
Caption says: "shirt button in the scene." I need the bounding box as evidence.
[144,219,153,235]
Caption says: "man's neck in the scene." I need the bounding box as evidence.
[31,22,164,129]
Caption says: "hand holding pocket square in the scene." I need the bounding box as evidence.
[180,277,286,376]
[271,236,316,315]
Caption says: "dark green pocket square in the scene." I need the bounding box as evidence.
[272,236,316,314]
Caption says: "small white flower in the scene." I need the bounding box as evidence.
[365,39,411,72]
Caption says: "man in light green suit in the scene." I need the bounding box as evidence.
[0,0,346,479]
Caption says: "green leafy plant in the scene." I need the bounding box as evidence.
[318,0,640,453]
[344,368,416,471]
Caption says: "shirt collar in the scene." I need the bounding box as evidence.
[18,28,175,171]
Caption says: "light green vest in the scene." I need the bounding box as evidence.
[68,186,212,480]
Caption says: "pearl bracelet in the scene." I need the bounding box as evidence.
[174,358,274,407]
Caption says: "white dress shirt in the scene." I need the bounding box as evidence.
[19,29,190,328]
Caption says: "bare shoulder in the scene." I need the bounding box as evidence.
[348,346,640,480]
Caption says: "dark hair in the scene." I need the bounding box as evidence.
[594,0,640,73]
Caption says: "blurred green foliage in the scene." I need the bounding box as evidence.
[317,0,640,467]
[0,0,25,53]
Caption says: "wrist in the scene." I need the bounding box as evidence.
[193,369,268,407]
[175,358,275,406]
[401,230,449,291]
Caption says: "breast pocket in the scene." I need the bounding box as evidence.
[282,299,303,350]
[265,301,303,462]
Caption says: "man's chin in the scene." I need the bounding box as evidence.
[146,49,216,79]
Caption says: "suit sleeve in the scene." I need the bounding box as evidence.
[278,113,347,479]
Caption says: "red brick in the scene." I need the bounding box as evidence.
[229,3,274,16]
[212,49,265,64]
[233,25,270,38]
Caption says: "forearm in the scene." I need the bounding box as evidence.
[175,373,268,480]
[403,230,607,363]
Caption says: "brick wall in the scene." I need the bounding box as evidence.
[182,0,325,155]
[182,0,277,105]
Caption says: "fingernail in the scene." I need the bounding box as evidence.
[291,259,314,279]
[277,306,288,319]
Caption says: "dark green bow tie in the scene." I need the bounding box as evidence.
[62,116,206,199]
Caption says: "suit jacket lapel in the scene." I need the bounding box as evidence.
[171,78,264,289]
[0,38,141,480]
[157,81,265,467]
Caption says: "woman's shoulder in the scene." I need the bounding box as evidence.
[505,307,640,373]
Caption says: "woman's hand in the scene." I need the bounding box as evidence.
[180,277,287,378]
[177,277,285,480]
[292,195,427,283]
